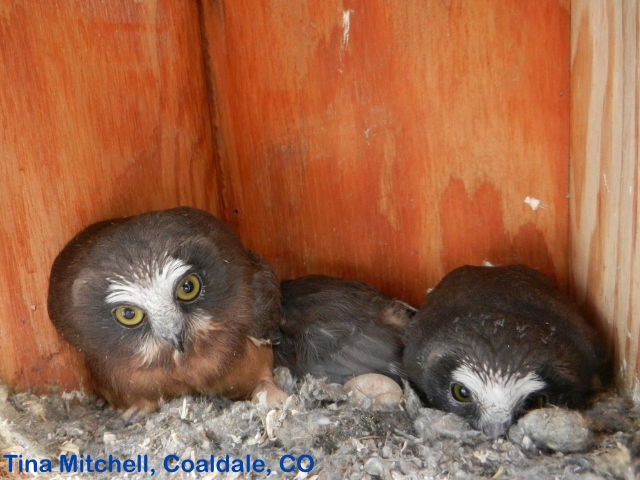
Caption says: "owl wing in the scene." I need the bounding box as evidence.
[287,318,407,384]
[275,275,415,384]
[246,249,282,344]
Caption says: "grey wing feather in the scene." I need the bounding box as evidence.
[274,275,414,384]
[297,321,405,384]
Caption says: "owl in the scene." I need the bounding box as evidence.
[48,207,287,422]
[403,265,609,439]
[274,275,415,384]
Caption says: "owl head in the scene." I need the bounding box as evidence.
[47,207,280,413]
[404,265,608,439]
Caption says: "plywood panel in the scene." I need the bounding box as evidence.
[0,1,218,391]
[570,0,640,398]
[202,0,570,305]
[1,0,572,393]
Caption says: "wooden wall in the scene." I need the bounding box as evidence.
[202,0,571,303]
[1,1,571,393]
[0,1,218,391]
[570,0,640,399]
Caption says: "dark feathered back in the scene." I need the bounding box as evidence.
[275,275,415,384]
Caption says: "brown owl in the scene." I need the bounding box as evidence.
[48,207,287,422]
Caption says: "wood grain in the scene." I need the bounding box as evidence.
[202,0,570,305]
[570,0,640,397]
[1,0,572,392]
[0,1,218,392]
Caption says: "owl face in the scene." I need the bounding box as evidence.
[102,255,211,359]
[68,211,250,366]
[50,208,253,377]
[404,265,607,439]
[414,325,561,439]
[446,363,547,438]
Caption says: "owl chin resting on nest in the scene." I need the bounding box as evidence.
[403,264,611,439]
[48,207,288,423]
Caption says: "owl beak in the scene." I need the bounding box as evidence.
[482,420,511,439]
[167,333,184,353]
[149,312,185,353]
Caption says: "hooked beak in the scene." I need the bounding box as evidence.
[482,420,511,440]
[166,332,184,353]
[149,311,185,353]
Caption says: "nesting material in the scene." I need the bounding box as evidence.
[508,408,591,453]
[0,374,638,479]
[590,444,633,479]
[414,408,484,445]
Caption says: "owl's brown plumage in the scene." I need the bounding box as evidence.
[48,207,287,421]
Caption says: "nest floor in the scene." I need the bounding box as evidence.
[0,369,638,479]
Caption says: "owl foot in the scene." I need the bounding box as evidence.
[120,399,159,425]
[251,379,292,409]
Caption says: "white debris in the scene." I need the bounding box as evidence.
[342,10,354,50]
[524,196,541,210]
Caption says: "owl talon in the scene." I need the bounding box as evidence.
[120,399,158,425]
[251,379,291,409]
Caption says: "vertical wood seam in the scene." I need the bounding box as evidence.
[196,0,229,222]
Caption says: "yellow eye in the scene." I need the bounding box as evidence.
[525,394,547,410]
[176,274,201,301]
[113,306,145,327]
[451,383,473,403]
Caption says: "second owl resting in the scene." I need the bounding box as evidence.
[402,265,609,438]
[278,265,609,439]
[47,207,608,438]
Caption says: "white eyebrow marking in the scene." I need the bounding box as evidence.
[105,256,191,316]
[452,364,546,430]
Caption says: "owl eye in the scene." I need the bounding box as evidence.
[451,383,473,403]
[524,394,547,411]
[176,274,201,302]
[113,306,145,327]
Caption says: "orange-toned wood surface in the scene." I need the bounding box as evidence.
[1,0,571,392]
[0,1,218,392]
[203,0,570,304]
[570,0,640,398]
